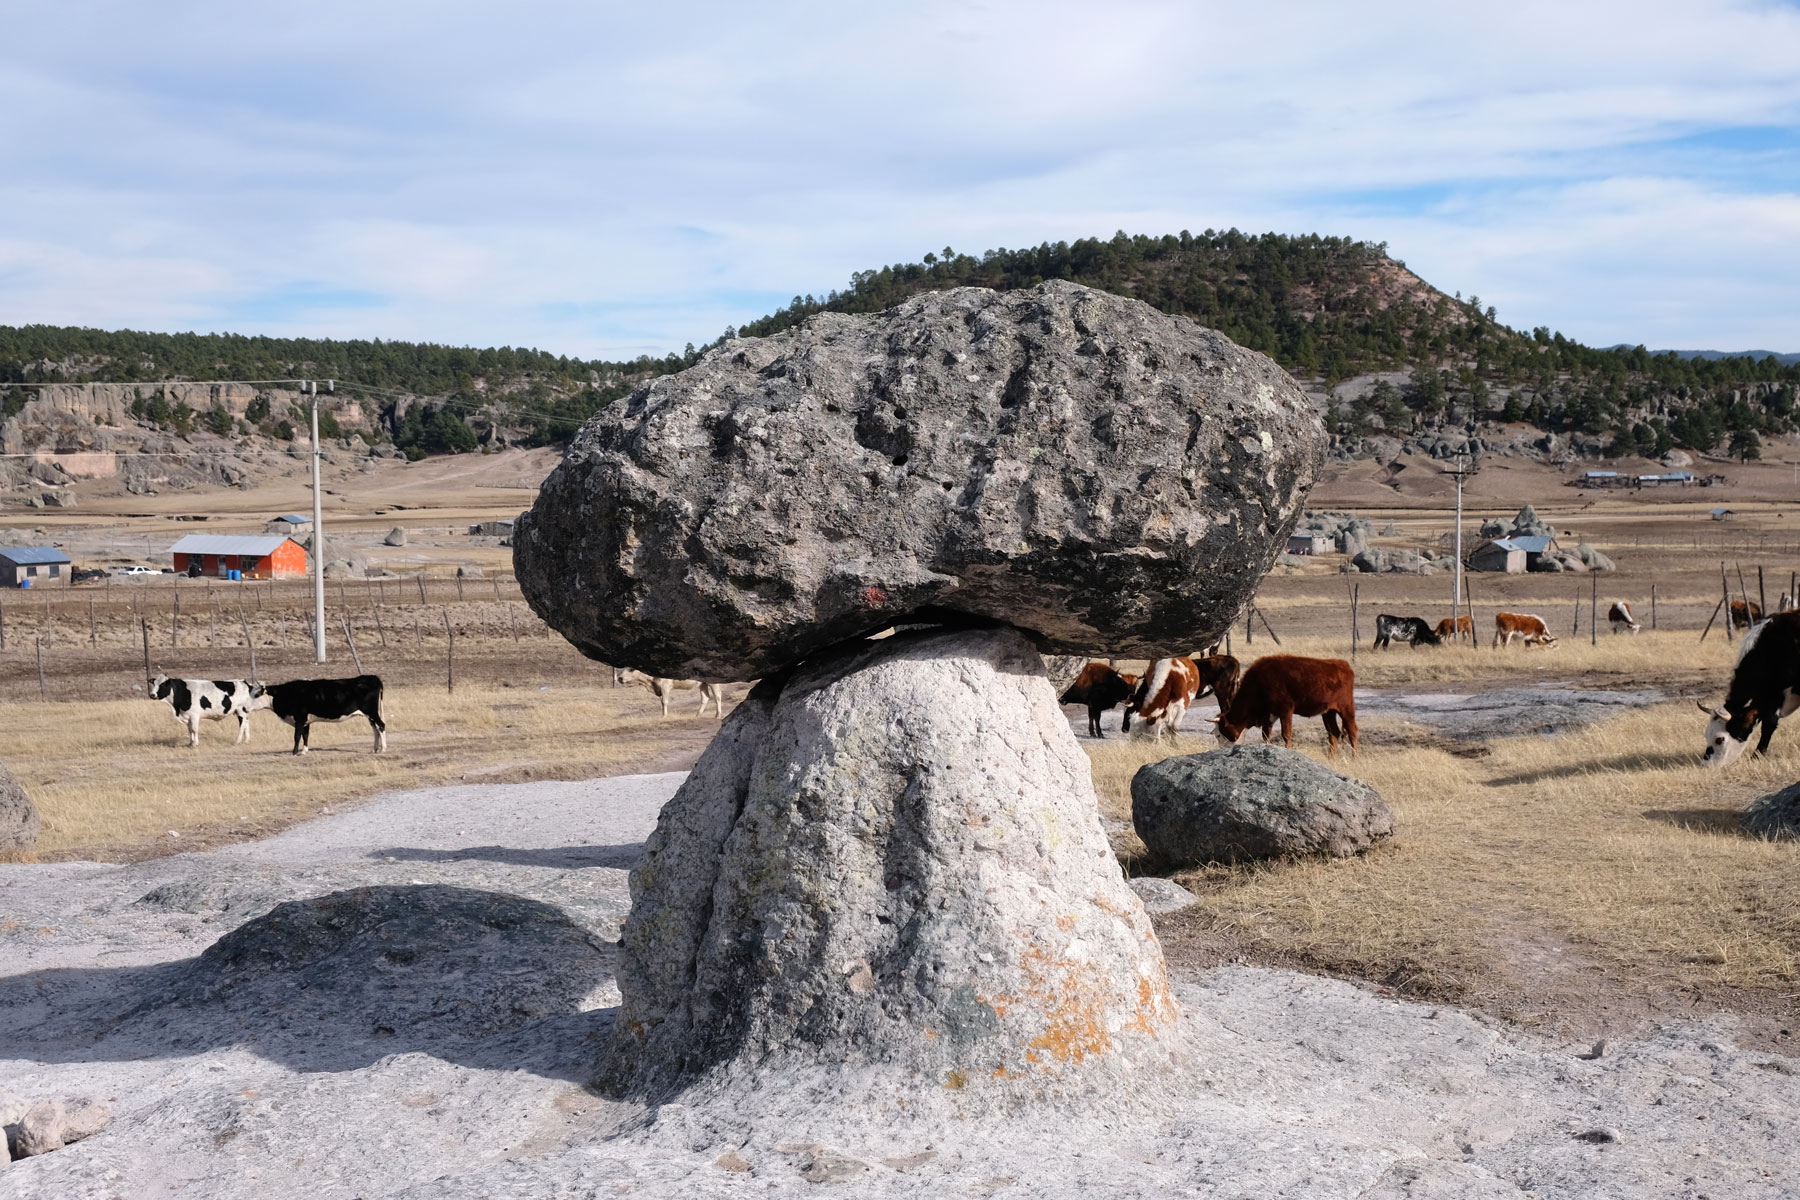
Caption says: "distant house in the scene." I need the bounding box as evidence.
[1467,538,1527,574]
[1711,507,1734,521]
[169,534,307,580]
[265,513,313,536]
[1286,533,1333,556]
[0,546,71,588]
[1580,470,1631,489]
[469,520,516,537]
[1638,471,1694,487]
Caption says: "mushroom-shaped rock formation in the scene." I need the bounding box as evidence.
[515,280,1326,681]
[603,628,1182,1103]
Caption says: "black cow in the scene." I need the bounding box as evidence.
[1699,612,1800,768]
[1060,662,1139,738]
[254,675,387,755]
[1373,614,1442,651]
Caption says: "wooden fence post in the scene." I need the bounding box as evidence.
[1736,562,1755,627]
[1253,604,1282,645]
[341,615,364,674]
[1572,589,1580,637]
[456,574,465,602]
[1759,565,1767,618]
[442,609,455,693]
[508,606,519,642]
[36,636,46,700]
[1721,563,1734,644]
[417,575,427,604]
[1650,583,1657,630]
[88,597,96,646]
[373,604,388,649]
[142,618,152,691]
[172,588,181,648]
[1590,573,1597,646]
[240,607,258,683]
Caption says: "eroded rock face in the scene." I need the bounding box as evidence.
[516,281,1325,680]
[0,764,40,854]
[604,628,1181,1099]
[1132,744,1394,866]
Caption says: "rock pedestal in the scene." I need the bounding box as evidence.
[604,629,1181,1101]
[0,764,40,855]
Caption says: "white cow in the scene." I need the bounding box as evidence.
[616,668,726,718]
[150,674,262,747]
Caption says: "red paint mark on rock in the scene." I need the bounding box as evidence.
[864,586,889,607]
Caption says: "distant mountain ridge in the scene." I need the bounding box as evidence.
[1659,349,1800,366]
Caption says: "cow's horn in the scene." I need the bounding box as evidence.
[1696,700,1715,715]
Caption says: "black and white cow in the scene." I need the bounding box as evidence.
[255,675,387,755]
[1699,611,1800,768]
[150,675,260,748]
[1372,614,1441,651]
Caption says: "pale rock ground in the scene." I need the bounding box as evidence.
[2,771,1796,1198]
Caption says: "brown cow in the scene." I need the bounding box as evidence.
[1608,600,1642,634]
[1192,654,1241,714]
[1212,654,1358,757]
[1128,657,1200,742]
[1060,662,1140,738]
[1493,611,1557,649]
[1732,599,1764,630]
[1434,615,1474,641]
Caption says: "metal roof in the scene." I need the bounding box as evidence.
[1479,536,1555,554]
[1474,539,1526,554]
[0,546,71,565]
[271,513,310,523]
[1584,471,1619,478]
[169,534,297,557]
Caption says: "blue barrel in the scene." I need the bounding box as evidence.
[19,578,29,589]
[228,569,241,581]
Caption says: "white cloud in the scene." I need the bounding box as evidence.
[0,0,1797,356]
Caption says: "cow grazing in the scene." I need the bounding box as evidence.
[1493,611,1558,649]
[256,675,387,755]
[1434,615,1474,642]
[616,668,726,718]
[1780,592,1796,614]
[150,675,260,748]
[1608,601,1642,635]
[1212,654,1358,757]
[1731,599,1764,630]
[1373,614,1441,651]
[1191,654,1241,714]
[1060,662,1140,738]
[1699,612,1800,768]
[1127,657,1200,742]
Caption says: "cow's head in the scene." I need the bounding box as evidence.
[246,684,274,712]
[149,673,169,699]
[1210,714,1248,746]
[1538,633,1560,649]
[1698,701,1754,768]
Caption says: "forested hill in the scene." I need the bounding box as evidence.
[0,327,698,449]
[740,231,1800,459]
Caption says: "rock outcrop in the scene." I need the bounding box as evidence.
[1131,744,1394,866]
[603,628,1180,1101]
[1743,780,1800,840]
[0,765,40,854]
[516,281,1326,681]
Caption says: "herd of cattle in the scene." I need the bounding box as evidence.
[145,599,1800,772]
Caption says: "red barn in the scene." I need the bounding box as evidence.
[169,534,308,580]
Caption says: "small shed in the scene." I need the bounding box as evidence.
[1711,507,1733,521]
[1468,538,1527,574]
[1581,470,1630,489]
[0,546,71,588]
[265,513,313,536]
[469,520,516,537]
[1638,471,1694,487]
[170,534,307,580]
[1286,533,1333,556]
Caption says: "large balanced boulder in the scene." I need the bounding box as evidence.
[1132,744,1394,866]
[0,764,40,854]
[603,628,1180,1101]
[515,281,1326,680]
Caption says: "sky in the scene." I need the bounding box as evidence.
[3,0,1799,360]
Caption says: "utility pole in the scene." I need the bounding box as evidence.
[1444,455,1475,640]
[307,379,333,663]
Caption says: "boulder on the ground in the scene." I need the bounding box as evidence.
[1352,548,1388,573]
[1384,550,1427,574]
[1509,504,1555,539]
[1131,744,1394,866]
[383,527,407,547]
[321,558,367,579]
[1743,781,1800,840]
[0,764,40,854]
[515,281,1326,681]
[13,1097,111,1157]
[603,628,1180,1100]
[1576,543,1615,572]
[1129,876,1198,914]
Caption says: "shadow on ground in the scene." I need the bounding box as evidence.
[373,844,643,870]
[0,884,617,1084]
